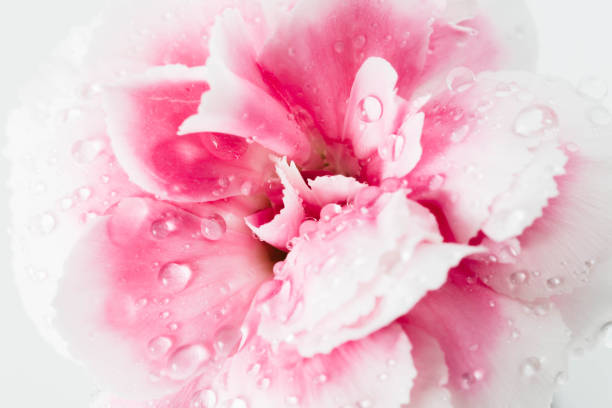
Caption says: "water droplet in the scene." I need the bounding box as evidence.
[316,373,328,384]
[358,400,373,408]
[461,370,484,389]
[201,214,227,241]
[377,134,405,161]
[320,203,342,222]
[358,95,383,122]
[159,311,171,319]
[159,262,192,292]
[509,271,528,286]
[546,277,563,289]
[520,357,541,377]
[257,377,271,389]
[71,139,105,163]
[151,216,179,239]
[333,41,345,53]
[377,373,388,381]
[428,174,445,191]
[353,35,366,49]
[555,371,569,385]
[148,336,173,357]
[513,105,559,138]
[191,389,217,408]
[39,213,57,234]
[599,322,612,348]
[577,76,608,100]
[450,124,469,143]
[446,67,475,93]
[166,344,211,380]
[213,326,242,357]
[225,398,248,408]
[78,187,92,200]
[588,106,612,126]
[285,396,299,405]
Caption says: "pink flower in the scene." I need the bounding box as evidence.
[7,0,612,407]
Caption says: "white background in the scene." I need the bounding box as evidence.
[0,0,611,406]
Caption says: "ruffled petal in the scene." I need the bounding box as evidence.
[258,0,442,140]
[103,65,275,202]
[402,325,453,408]
[257,190,479,357]
[54,197,271,397]
[403,269,570,408]
[219,324,416,408]
[465,72,612,302]
[407,71,568,243]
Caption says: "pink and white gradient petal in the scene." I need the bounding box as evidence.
[54,197,271,397]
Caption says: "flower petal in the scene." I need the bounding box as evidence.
[407,71,568,243]
[104,65,274,202]
[402,325,453,408]
[465,72,612,302]
[54,197,271,397]
[258,0,441,140]
[219,324,416,408]
[257,190,479,357]
[417,0,537,96]
[403,269,570,408]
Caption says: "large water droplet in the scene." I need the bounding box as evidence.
[509,271,528,286]
[159,262,192,292]
[520,357,541,377]
[213,325,242,357]
[446,67,475,93]
[166,344,211,380]
[191,389,217,408]
[201,214,227,241]
[377,134,405,161]
[577,76,608,100]
[358,95,383,122]
[513,105,559,137]
[71,138,105,163]
[320,203,342,222]
[151,217,178,239]
[148,336,173,358]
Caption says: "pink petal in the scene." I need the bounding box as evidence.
[342,57,402,159]
[219,324,416,407]
[407,72,568,243]
[465,72,612,302]
[179,58,311,163]
[307,175,367,205]
[257,190,479,357]
[54,197,271,397]
[417,0,537,96]
[257,0,441,141]
[104,65,273,202]
[403,270,570,408]
[402,325,453,408]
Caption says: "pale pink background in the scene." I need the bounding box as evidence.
[0,0,611,406]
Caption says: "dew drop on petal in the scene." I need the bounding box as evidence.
[320,203,342,222]
[358,95,383,122]
[446,67,475,93]
[39,213,57,234]
[513,105,559,137]
[71,138,105,163]
[159,262,192,292]
[353,34,366,49]
[213,325,243,357]
[588,106,612,126]
[577,76,608,100]
[166,344,211,380]
[201,214,227,241]
[225,398,248,408]
[147,336,173,358]
[378,134,405,161]
[358,400,373,408]
[509,271,528,286]
[151,218,178,239]
[333,41,345,53]
[546,277,563,289]
[428,174,445,191]
[191,389,217,408]
[285,396,299,405]
[78,187,93,200]
[520,357,541,377]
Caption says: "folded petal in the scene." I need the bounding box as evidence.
[402,325,453,408]
[219,324,416,408]
[465,72,612,302]
[257,190,479,357]
[258,0,441,141]
[407,71,568,243]
[403,269,570,408]
[54,197,271,397]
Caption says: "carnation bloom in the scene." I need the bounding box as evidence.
[7,0,612,407]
